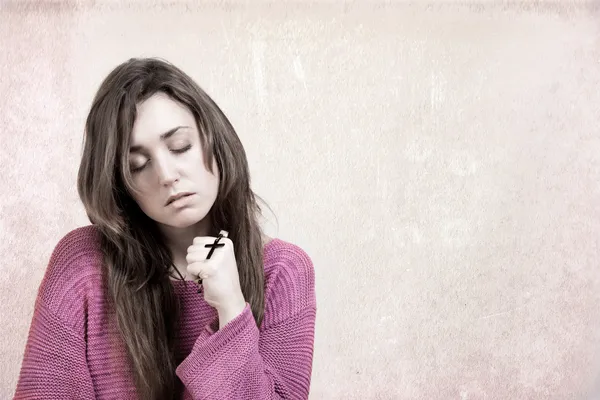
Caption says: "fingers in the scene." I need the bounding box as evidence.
[187,259,216,280]
[188,236,232,259]
[185,250,207,265]
[187,232,232,283]
[192,235,232,246]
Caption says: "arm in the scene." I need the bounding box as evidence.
[13,298,96,399]
[176,246,317,400]
[13,227,100,399]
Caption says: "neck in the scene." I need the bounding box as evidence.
[159,218,213,279]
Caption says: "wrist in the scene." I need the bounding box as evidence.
[218,297,246,329]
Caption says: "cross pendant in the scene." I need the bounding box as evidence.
[204,241,225,260]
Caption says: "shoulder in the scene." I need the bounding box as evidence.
[262,238,316,327]
[47,225,103,266]
[37,225,104,321]
[45,225,104,280]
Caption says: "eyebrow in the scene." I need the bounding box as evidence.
[129,125,190,153]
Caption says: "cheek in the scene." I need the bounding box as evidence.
[129,173,156,194]
[208,176,220,194]
[195,172,217,191]
[193,158,219,187]
[205,166,220,190]
[129,183,155,209]
[207,159,220,184]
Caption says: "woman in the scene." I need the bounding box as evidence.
[13,58,316,399]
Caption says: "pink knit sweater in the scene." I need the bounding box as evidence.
[13,226,316,399]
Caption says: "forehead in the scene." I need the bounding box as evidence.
[130,92,196,144]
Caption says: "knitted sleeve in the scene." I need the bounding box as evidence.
[12,298,96,399]
[13,228,98,399]
[175,244,317,400]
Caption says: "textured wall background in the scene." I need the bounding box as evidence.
[1,1,600,399]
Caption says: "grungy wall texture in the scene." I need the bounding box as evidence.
[1,1,600,399]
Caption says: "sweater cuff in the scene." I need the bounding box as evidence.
[175,303,259,387]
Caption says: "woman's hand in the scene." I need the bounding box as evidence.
[186,235,247,328]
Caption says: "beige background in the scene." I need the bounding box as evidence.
[1,1,600,399]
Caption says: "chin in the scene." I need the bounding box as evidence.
[165,209,208,229]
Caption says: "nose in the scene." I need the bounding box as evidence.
[154,157,179,186]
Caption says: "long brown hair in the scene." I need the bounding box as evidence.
[77,57,268,399]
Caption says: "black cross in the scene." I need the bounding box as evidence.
[204,234,225,260]
[197,234,225,291]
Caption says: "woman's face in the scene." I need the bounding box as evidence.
[127,92,219,230]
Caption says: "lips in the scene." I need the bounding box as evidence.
[165,192,194,206]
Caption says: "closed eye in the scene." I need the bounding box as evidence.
[172,144,192,154]
[130,145,192,174]
[131,163,146,173]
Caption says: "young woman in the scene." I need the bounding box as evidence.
[13,57,316,399]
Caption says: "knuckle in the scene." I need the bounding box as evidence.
[193,236,208,245]
[187,261,202,273]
